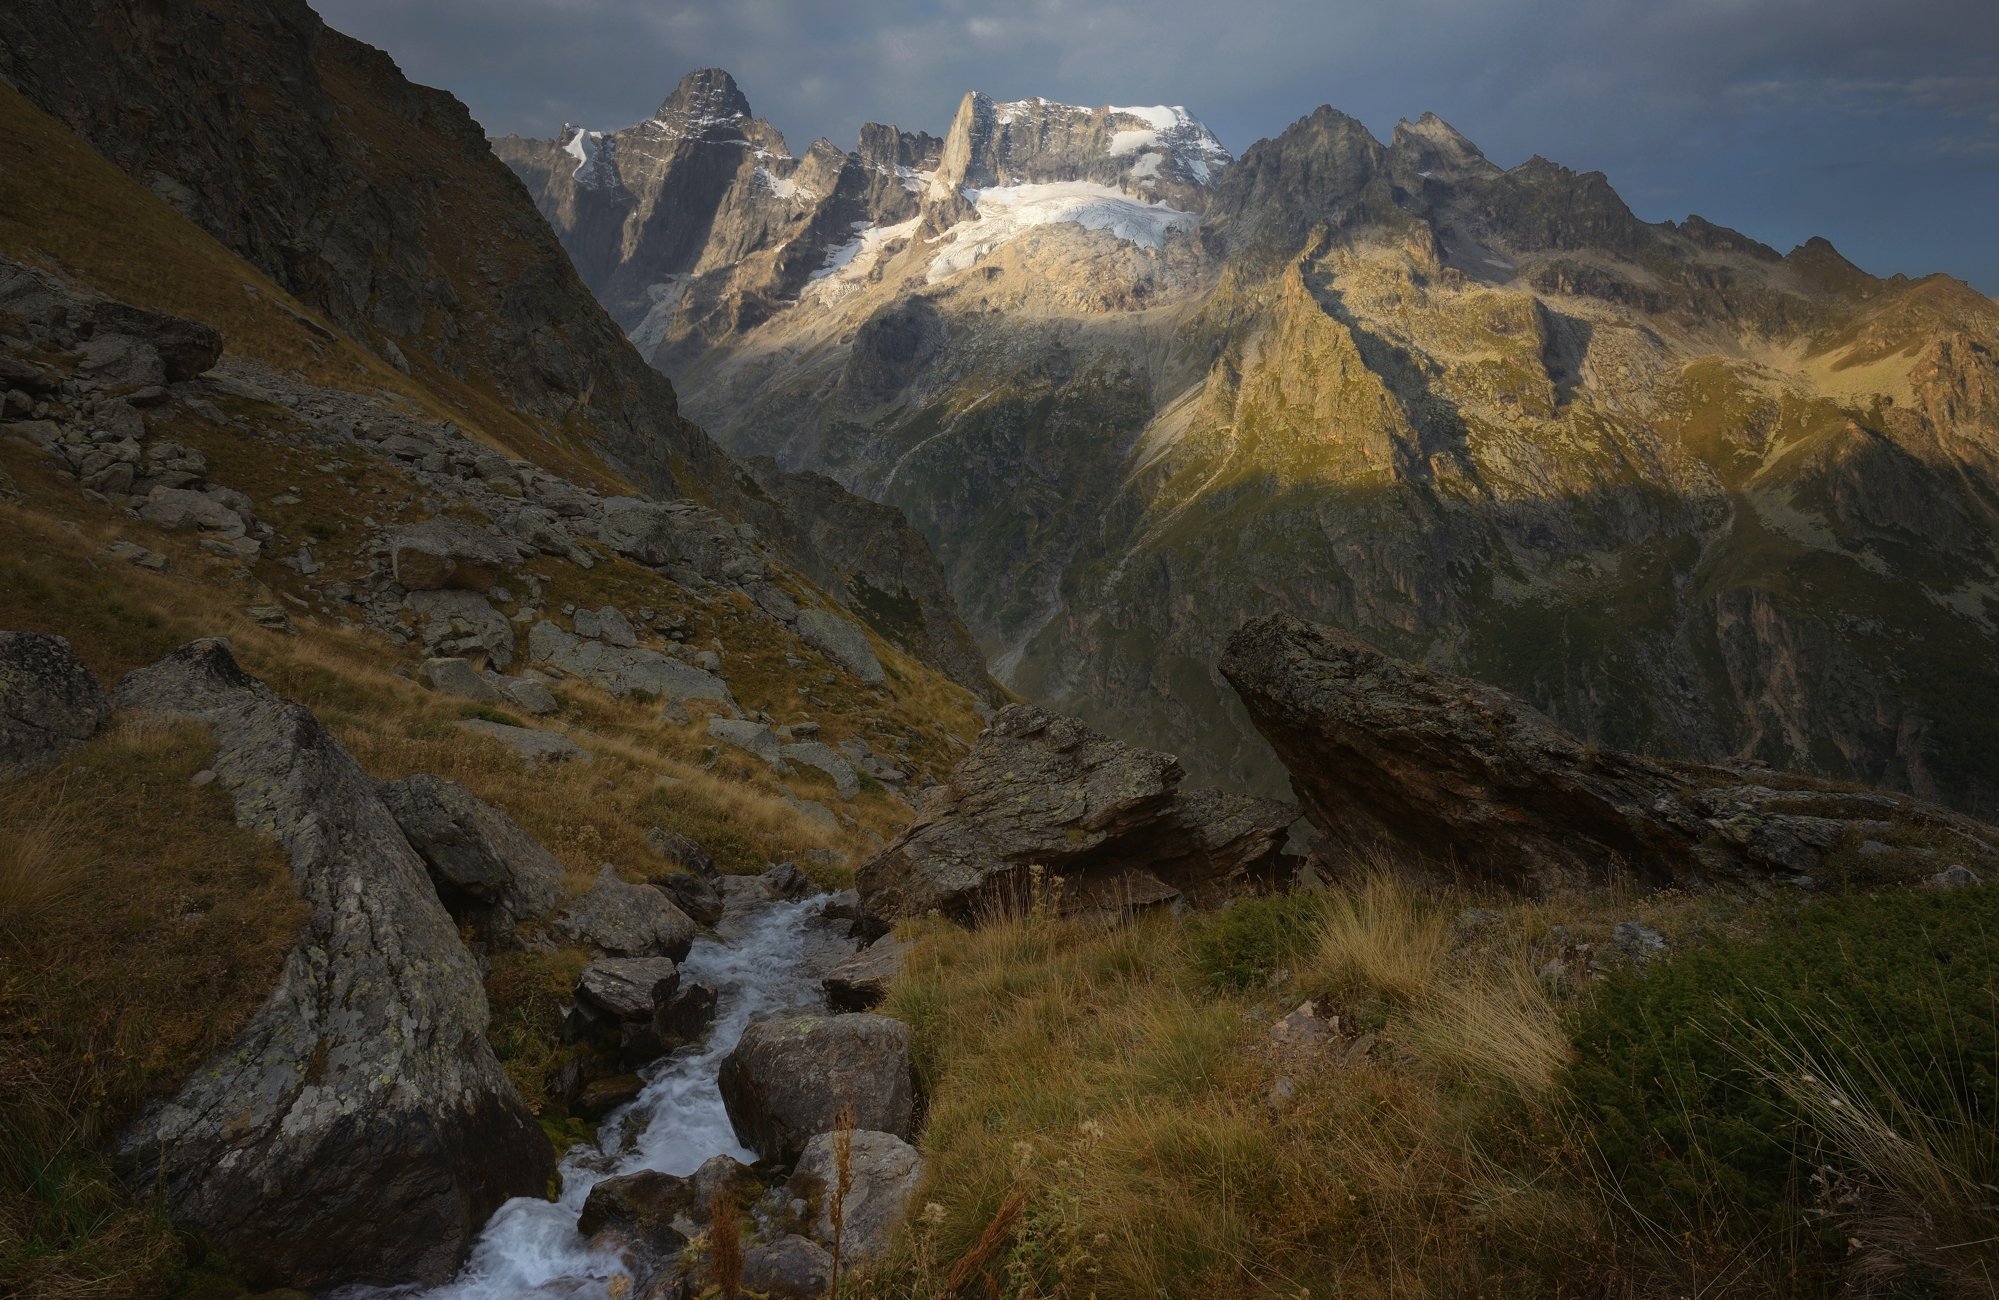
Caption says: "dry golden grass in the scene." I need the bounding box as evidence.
[856,880,1624,1299]
[1311,870,1451,1004]
[0,719,303,1299]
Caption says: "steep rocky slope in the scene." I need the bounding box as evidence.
[0,8,1010,1290]
[0,7,995,703]
[535,74,1999,816]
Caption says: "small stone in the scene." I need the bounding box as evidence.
[1612,921,1668,961]
[1927,865,1983,890]
[190,769,216,786]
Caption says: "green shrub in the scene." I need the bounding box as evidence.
[1186,890,1325,990]
[1568,886,1999,1278]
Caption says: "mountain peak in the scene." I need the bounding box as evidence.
[1389,111,1495,179]
[658,67,752,124]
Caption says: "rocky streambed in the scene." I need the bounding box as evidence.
[341,877,898,1300]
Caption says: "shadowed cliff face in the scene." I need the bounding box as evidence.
[535,75,1999,818]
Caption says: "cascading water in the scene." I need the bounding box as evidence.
[340,893,832,1300]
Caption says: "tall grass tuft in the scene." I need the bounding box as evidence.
[1734,1008,1999,1297]
[1313,870,1450,1003]
[0,784,84,938]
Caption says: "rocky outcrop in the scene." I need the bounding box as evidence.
[105,639,550,1289]
[387,519,520,592]
[718,1011,918,1163]
[1222,614,1999,889]
[0,631,106,775]
[377,774,565,932]
[856,705,1298,923]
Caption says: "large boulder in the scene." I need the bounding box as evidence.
[792,1129,924,1262]
[1220,613,1999,888]
[718,1012,918,1163]
[557,864,696,961]
[107,640,551,1289]
[794,608,885,685]
[855,705,1298,923]
[388,518,519,591]
[377,774,564,929]
[0,631,106,775]
[597,497,766,585]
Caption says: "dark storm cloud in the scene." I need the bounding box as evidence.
[315,0,1999,290]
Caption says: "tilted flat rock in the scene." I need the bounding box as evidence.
[455,718,592,763]
[794,607,885,685]
[855,704,1298,923]
[106,640,550,1288]
[389,517,520,591]
[0,631,107,775]
[822,935,908,1011]
[1221,613,1999,888]
[528,619,737,710]
[718,1011,918,1163]
[575,956,680,1020]
[377,773,565,929]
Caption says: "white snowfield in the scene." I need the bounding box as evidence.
[806,216,923,300]
[925,181,1197,284]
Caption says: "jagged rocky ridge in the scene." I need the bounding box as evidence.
[533,70,1999,819]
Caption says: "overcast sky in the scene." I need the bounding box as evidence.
[317,0,1999,292]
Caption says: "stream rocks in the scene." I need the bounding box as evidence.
[792,1129,924,1262]
[106,639,550,1289]
[1222,613,1999,888]
[0,631,107,774]
[718,1011,918,1162]
[856,704,1299,923]
[822,935,908,1011]
[557,864,698,961]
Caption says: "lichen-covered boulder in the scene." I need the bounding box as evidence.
[718,1012,918,1163]
[107,639,550,1289]
[0,631,106,775]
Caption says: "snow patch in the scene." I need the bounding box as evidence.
[561,127,617,189]
[756,167,811,202]
[924,182,1196,284]
[806,217,921,301]
[1106,105,1231,185]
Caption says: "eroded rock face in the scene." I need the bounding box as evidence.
[855,704,1298,923]
[0,631,106,775]
[718,1011,918,1163]
[1221,613,1999,888]
[378,774,565,931]
[106,640,550,1289]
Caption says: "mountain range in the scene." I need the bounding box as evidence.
[504,69,1999,816]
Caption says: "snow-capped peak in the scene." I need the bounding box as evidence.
[1106,105,1231,185]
